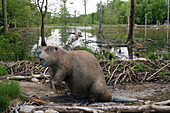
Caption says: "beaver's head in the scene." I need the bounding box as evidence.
[36,46,58,67]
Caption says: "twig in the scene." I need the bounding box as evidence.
[10,67,14,76]
[148,60,161,68]
[108,65,111,76]
[107,64,119,84]
[114,68,126,86]
[119,62,132,71]
[43,67,49,75]
[128,65,135,81]
[10,102,20,113]
[147,63,170,80]
[29,97,51,105]
[120,72,128,83]
[140,72,148,82]
[127,69,132,82]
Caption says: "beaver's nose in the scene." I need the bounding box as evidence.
[36,49,41,55]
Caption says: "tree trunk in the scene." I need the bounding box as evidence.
[99,0,102,33]
[41,15,47,46]
[2,0,8,34]
[127,0,135,44]
[84,0,87,26]
[37,0,48,46]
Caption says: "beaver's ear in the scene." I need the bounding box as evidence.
[55,47,58,51]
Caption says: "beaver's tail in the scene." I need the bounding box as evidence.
[112,96,138,102]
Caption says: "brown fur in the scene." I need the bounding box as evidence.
[36,46,112,102]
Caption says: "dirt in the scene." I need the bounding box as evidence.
[20,81,170,105]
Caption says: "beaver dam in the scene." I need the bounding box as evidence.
[0,60,169,113]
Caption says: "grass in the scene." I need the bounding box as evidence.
[0,80,21,112]
[0,65,8,76]
[0,96,10,112]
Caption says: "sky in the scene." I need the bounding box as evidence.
[48,0,128,15]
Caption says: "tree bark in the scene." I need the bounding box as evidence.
[127,0,135,44]
[99,0,102,33]
[41,15,46,46]
[84,0,87,26]
[2,0,8,34]
[37,0,47,46]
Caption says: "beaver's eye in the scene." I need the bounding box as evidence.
[45,48,51,52]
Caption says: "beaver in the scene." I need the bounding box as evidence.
[36,46,137,102]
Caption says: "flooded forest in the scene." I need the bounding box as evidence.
[0,0,170,113]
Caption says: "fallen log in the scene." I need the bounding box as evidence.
[95,104,170,112]
[28,104,170,113]
[32,105,104,113]
[154,100,170,105]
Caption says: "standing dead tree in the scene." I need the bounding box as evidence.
[37,0,47,46]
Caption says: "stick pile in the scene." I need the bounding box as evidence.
[101,60,170,85]
[0,60,169,84]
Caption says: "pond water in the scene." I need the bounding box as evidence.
[11,26,169,60]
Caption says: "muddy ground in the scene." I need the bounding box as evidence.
[20,81,170,106]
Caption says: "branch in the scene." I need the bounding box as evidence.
[37,0,42,12]
[107,64,119,84]
[147,63,170,80]
[6,74,50,80]
[43,0,48,17]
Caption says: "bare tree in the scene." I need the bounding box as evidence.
[99,0,102,33]
[2,0,8,34]
[127,0,135,45]
[37,0,48,46]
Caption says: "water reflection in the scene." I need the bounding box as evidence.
[14,26,169,60]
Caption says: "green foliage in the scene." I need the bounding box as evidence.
[0,80,21,112]
[0,26,4,32]
[162,53,170,60]
[158,72,166,76]
[104,51,116,60]
[137,63,144,71]
[0,96,10,112]
[0,65,8,76]
[0,80,21,99]
[134,63,144,71]
[74,46,94,53]
[0,33,29,61]
[148,52,158,59]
